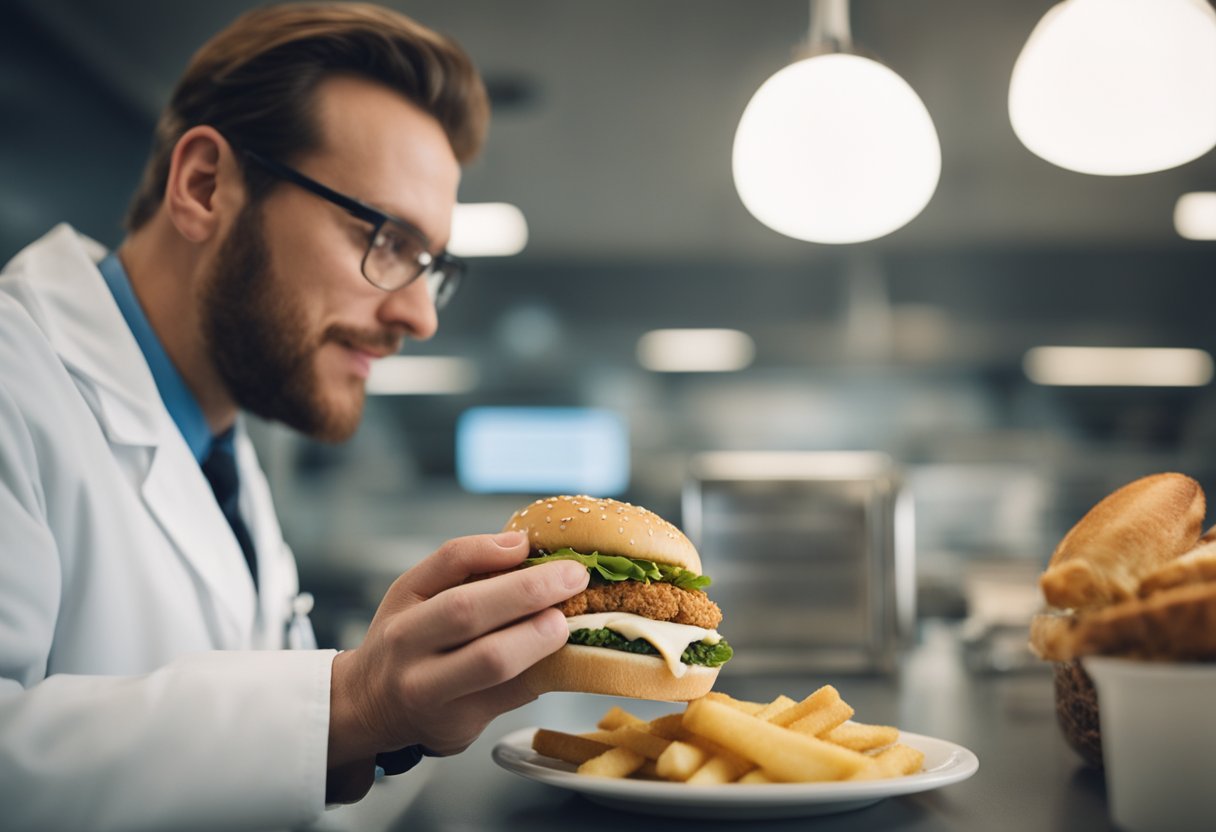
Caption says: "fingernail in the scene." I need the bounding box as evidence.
[559,561,589,589]
[493,530,527,548]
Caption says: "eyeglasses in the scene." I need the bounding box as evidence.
[241,150,464,308]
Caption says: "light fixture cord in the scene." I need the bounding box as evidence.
[807,0,853,53]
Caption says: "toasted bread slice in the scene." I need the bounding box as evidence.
[1039,473,1204,611]
[1137,539,1216,597]
[1070,582,1216,660]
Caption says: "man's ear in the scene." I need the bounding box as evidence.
[164,126,242,243]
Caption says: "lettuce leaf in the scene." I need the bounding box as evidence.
[524,548,711,591]
[569,628,733,667]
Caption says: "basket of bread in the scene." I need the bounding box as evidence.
[1030,472,1216,832]
[1030,472,1216,762]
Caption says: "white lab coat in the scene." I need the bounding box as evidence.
[0,225,335,831]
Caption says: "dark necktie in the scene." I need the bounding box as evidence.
[201,445,259,589]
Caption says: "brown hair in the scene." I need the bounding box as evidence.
[124,2,488,231]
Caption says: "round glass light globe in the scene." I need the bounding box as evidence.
[1009,0,1216,176]
[732,52,941,245]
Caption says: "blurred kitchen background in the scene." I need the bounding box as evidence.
[4,0,1215,673]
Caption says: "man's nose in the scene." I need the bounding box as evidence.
[378,275,439,340]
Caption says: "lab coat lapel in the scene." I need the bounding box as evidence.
[141,440,257,645]
[15,225,257,644]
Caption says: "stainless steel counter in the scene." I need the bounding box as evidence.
[318,621,1115,832]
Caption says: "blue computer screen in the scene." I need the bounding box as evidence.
[456,406,630,495]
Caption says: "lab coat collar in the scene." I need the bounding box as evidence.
[9,224,257,641]
[18,224,164,448]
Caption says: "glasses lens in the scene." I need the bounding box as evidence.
[362,220,464,309]
[428,260,463,309]
[363,222,428,291]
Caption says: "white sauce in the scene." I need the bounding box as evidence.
[565,612,721,678]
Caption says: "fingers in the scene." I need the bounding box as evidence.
[406,607,571,705]
[417,678,540,757]
[387,531,533,609]
[406,560,588,652]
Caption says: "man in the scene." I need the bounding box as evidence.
[0,4,589,830]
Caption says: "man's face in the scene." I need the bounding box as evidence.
[201,75,462,442]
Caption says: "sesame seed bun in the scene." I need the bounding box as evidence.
[519,645,719,701]
[504,495,723,700]
[502,495,702,574]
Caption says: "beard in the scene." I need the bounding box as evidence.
[200,201,400,443]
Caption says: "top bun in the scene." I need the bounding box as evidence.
[502,495,702,574]
[1040,473,1204,611]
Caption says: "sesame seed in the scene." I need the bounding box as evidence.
[521,509,529,517]
[545,516,552,524]
[648,529,654,536]
[630,539,635,545]
[559,524,568,531]
[561,516,573,523]
[618,527,624,534]
[578,507,590,514]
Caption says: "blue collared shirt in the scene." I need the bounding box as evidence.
[97,252,233,461]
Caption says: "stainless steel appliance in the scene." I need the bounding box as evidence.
[683,451,914,674]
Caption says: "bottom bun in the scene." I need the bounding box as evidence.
[521,644,719,701]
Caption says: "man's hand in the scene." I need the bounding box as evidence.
[325,530,587,799]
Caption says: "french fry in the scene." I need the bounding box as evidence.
[532,729,612,766]
[788,699,855,738]
[869,743,925,777]
[753,694,797,722]
[634,760,662,780]
[578,746,647,778]
[683,698,870,782]
[656,740,711,781]
[770,685,843,728]
[645,713,686,741]
[824,722,900,752]
[601,725,672,760]
[597,706,645,731]
[845,759,885,781]
[738,769,773,784]
[687,694,799,783]
[682,724,767,784]
[703,691,765,715]
[686,750,755,785]
[534,686,924,786]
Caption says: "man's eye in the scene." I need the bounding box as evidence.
[373,228,416,258]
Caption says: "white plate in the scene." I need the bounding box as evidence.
[491,726,979,820]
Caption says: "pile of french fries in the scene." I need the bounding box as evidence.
[532,686,925,784]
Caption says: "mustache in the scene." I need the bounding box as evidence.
[323,324,405,355]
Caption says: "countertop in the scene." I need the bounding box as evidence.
[316,621,1115,832]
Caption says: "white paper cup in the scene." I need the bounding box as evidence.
[1084,657,1216,832]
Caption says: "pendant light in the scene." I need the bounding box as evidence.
[732,0,941,244]
[1009,0,1216,176]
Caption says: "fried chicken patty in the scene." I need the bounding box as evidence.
[557,580,723,629]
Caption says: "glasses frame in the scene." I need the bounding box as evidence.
[241,149,464,305]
